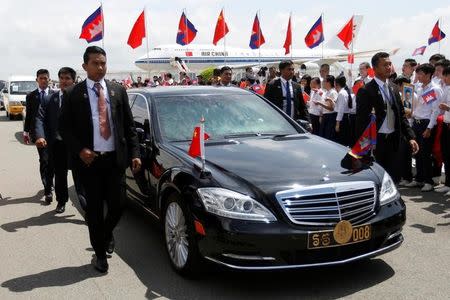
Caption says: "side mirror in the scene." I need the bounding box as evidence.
[296,119,312,133]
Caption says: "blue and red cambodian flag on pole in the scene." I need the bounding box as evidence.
[176,12,197,46]
[79,6,104,43]
[304,16,324,49]
[249,13,265,49]
[349,114,377,159]
[428,20,446,45]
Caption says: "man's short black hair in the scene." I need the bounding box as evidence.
[443,66,450,76]
[165,73,172,79]
[311,76,321,85]
[58,67,76,81]
[416,63,435,75]
[404,58,418,67]
[36,69,49,77]
[435,59,450,68]
[371,52,390,68]
[393,75,411,86]
[213,68,221,76]
[429,53,446,62]
[325,75,335,87]
[83,46,106,64]
[220,66,232,74]
[279,60,294,71]
[320,63,330,70]
[335,75,347,88]
[360,62,371,69]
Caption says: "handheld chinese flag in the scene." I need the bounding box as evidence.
[304,15,324,49]
[283,15,292,55]
[188,118,210,159]
[79,6,104,43]
[176,12,197,46]
[127,10,146,49]
[349,114,376,159]
[249,13,265,49]
[352,80,364,95]
[337,16,354,49]
[428,20,446,45]
[213,9,229,45]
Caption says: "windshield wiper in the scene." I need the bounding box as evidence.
[224,132,292,139]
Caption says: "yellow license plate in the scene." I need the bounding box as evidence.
[307,221,371,249]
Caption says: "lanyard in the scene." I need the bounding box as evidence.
[379,84,392,104]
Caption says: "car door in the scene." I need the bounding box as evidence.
[126,93,153,207]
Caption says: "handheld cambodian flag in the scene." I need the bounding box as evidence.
[428,20,446,45]
[249,13,265,49]
[304,15,324,49]
[422,89,438,104]
[79,6,104,43]
[349,114,376,159]
[412,46,426,56]
[176,12,197,46]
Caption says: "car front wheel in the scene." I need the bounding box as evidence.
[163,193,202,276]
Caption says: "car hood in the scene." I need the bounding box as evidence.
[172,135,381,196]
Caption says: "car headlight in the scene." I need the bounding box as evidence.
[197,188,276,222]
[379,172,399,205]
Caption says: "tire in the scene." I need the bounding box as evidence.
[163,192,203,277]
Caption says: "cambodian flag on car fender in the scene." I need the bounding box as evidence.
[176,12,197,46]
[304,16,324,49]
[428,20,446,45]
[349,114,376,159]
[249,14,265,49]
[422,89,438,104]
[79,6,104,43]
[188,118,210,159]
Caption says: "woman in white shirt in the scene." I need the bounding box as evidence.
[335,76,353,147]
[307,77,323,135]
[316,75,338,140]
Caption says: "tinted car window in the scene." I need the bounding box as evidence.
[128,94,137,107]
[131,94,150,137]
[154,93,298,141]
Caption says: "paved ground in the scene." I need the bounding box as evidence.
[0,111,448,299]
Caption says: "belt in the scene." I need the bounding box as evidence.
[94,151,115,156]
[413,118,429,124]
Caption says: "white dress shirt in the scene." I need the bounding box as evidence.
[322,89,338,114]
[307,89,323,116]
[280,77,295,118]
[38,87,50,101]
[412,81,444,129]
[86,78,116,152]
[335,88,351,121]
[374,77,395,134]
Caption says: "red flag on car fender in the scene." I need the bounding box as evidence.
[188,119,210,159]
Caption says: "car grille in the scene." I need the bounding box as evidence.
[275,181,377,226]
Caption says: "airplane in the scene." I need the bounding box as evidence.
[134,43,398,74]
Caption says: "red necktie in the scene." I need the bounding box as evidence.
[94,82,111,140]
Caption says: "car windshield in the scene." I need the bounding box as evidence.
[154,92,299,142]
[10,81,36,95]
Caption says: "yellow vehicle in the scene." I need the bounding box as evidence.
[1,76,36,120]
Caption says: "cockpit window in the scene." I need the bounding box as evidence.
[154,93,299,141]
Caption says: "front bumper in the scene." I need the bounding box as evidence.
[195,198,405,270]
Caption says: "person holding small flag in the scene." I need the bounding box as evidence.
[317,75,338,141]
[307,77,323,135]
[356,52,418,183]
[407,63,444,191]
[334,75,354,147]
[437,66,450,195]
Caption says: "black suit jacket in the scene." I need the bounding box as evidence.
[263,78,309,121]
[60,80,140,171]
[355,79,415,147]
[35,92,63,145]
[24,88,56,141]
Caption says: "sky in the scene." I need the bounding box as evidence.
[0,0,449,79]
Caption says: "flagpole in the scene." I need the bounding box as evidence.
[100,2,105,50]
[200,116,206,172]
[290,12,293,59]
[321,12,324,60]
[184,8,189,65]
[258,10,261,67]
[350,14,354,86]
[223,7,227,66]
[144,6,151,81]
[439,17,442,54]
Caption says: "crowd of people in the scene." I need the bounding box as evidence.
[20,44,449,273]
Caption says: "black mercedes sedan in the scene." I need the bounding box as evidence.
[125,86,405,276]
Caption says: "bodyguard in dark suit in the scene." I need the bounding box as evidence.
[356,52,419,182]
[264,60,309,121]
[23,69,55,202]
[61,46,141,273]
[35,67,78,213]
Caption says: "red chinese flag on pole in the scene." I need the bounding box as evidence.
[188,119,210,159]
[213,9,229,45]
[337,16,353,49]
[127,10,146,49]
[283,16,292,55]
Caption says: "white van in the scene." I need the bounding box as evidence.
[1,76,36,120]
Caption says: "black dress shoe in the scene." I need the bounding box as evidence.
[55,203,65,213]
[106,236,115,254]
[93,257,109,273]
[44,193,52,204]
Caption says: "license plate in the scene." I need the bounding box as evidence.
[307,221,371,249]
